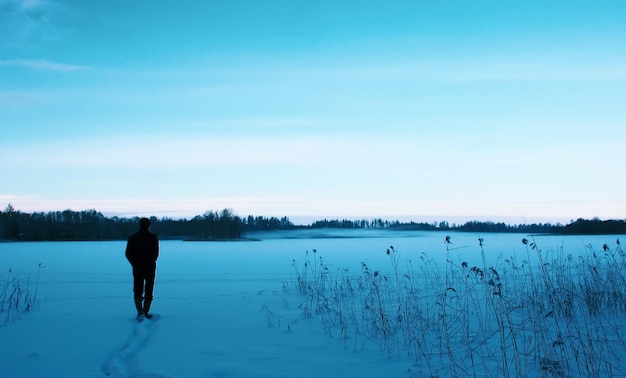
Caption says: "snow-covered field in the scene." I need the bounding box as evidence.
[1,230,625,377]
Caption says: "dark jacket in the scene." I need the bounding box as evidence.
[126,229,159,272]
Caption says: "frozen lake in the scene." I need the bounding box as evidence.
[1,229,624,377]
[1,229,622,320]
[1,229,620,283]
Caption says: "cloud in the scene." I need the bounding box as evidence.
[0,0,68,48]
[0,194,311,219]
[0,59,87,71]
[21,0,45,10]
[0,90,40,106]
[2,192,621,223]
[0,134,382,169]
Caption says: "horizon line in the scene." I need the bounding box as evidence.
[4,206,614,226]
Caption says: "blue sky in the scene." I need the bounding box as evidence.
[1,0,625,224]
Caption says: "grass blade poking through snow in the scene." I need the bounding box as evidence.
[283,237,626,377]
[0,264,42,324]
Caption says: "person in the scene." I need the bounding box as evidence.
[125,217,159,320]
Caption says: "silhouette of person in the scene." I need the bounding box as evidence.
[125,217,159,320]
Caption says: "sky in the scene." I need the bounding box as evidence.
[1,0,625,224]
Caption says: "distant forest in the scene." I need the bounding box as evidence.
[0,204,624,241]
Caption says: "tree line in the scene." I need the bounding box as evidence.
[0,204,624,241]
[0,205,287,241]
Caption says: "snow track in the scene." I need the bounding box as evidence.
[100,315,171,378]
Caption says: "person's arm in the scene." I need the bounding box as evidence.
[154,236,160,263]
[125,237,135,266]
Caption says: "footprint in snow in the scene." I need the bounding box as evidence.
[100,314,171,378]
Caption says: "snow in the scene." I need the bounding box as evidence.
[1,230,625,377]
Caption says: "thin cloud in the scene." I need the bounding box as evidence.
[1,0,70,48]
[0,59,87,72]
[0,134,382,169]
[21,0,46,10]
[0,195,309,219]
[0,90,40,106]
[3,194,620,223]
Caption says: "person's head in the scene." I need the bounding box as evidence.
[139,217,151,231]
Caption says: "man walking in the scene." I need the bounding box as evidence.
[125,217,159,320]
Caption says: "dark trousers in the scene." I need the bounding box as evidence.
[133,267,156,300]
